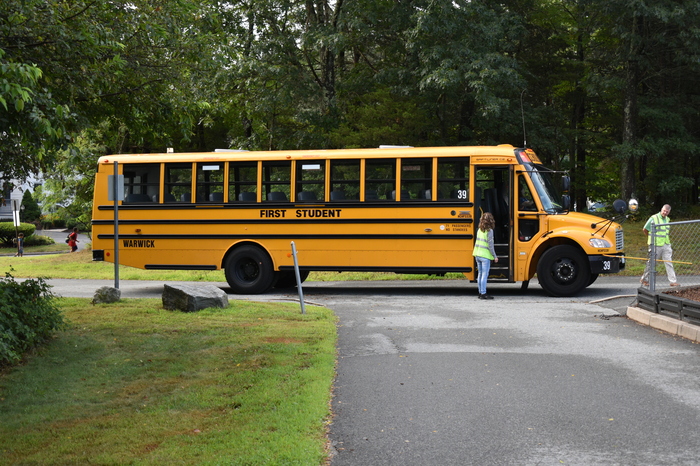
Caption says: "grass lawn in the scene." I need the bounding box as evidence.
[617,218,649,276]
[0,298,337,465]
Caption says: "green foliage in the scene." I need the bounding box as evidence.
[0,40,70,182]
[2,0,214,184]
[35,134,99,233]
[0,272,64,367]
[22,235,55,247]
[329,89,432,147]
[2,0,700,208]
[0,222,35,246]
[19,190,41,223]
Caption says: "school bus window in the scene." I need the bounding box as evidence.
[263,161,291,202]
[197,163,224,202]
[438,157,469,200]
[123,163,160,202]
[296,161,325,202]
[365,159,396,201]
[229,162,257,202]
[165,163,193,202]
[330,159,360,201]
[518,176,537,211]
[401,158,432,201]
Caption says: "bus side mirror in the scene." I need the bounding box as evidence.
[612,199,627,214]
[562,194,571,211]
[627,199,638,213]
[561,176,570,192]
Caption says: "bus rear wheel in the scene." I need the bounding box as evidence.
[224,246,275,294]
[536,245,590,297]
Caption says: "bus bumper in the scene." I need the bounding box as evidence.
[93,250,104,262]
[589,254,625,274]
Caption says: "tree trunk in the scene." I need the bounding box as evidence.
[620,17,640,201]
[572,32,587,211]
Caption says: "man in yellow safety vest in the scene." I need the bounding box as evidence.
[640,204,679,287]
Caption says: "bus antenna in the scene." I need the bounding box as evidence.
[520,89,527,148]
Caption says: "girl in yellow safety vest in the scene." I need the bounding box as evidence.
[473,212,499,299]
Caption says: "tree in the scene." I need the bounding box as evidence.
[4,0,699,210]
[20,190,41,223]
[1,0,216,182]
[601,0,700,207]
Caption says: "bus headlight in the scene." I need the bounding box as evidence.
[589,238,611,248]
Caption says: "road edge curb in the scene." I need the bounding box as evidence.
[627,306,700,343]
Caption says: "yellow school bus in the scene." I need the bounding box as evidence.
[91,145,625,296]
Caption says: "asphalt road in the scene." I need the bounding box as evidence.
[35,228,85,252]
[46,276,700,465]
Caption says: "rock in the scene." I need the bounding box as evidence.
[162,283,229,312]
[92,286,121,304]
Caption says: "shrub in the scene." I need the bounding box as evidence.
[0,272,65,367]
[39,213,66,230]
[0,222,36,246]
[23,235,55,246]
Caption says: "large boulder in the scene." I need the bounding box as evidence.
[162,283,229,312]
[92,286,121,304]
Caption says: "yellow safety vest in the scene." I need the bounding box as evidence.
[647,213,670,246]
[473,228,494,260]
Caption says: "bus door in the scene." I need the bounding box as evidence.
[515,174,541,281]
[474,166,513,281]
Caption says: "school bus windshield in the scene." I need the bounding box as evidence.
[526,163,565,213]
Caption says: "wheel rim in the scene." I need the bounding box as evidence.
[235,258,259,282]
[552,257,577,284]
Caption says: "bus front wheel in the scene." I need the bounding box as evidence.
[224,246,276,294]
[536,245,591,297]
[587,273,599,287]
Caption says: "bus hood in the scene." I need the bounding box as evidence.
[545,212,623,252]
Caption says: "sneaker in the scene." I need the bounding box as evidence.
[670,282,680,287]
[479,294,494,300]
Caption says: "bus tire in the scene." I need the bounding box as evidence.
[587,273,599,287]
[536,245,591,297]
[224,245,276,294]
[274,270,310,288]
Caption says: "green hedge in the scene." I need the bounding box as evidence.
[24,235,56,246]
[0,272,65,367]
[0,222,36,246]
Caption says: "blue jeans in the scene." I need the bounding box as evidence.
[475,256,491,295]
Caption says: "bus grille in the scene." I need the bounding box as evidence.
[616,228,624,251]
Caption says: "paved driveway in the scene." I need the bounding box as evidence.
[309,279,700,466]
[38,228,83,251]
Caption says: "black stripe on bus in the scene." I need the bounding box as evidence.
[278,266,472,274]
[91,217,473,226]
[98,201,474,210]
[145,264,217,271]
[100,233,474,241]
[141,265,472,273]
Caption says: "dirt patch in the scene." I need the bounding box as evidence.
[663,286,700,303]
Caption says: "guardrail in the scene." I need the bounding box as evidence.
[645,219,700,291]
[637,286,700,325]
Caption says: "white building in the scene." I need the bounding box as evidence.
[0,179,31,221]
